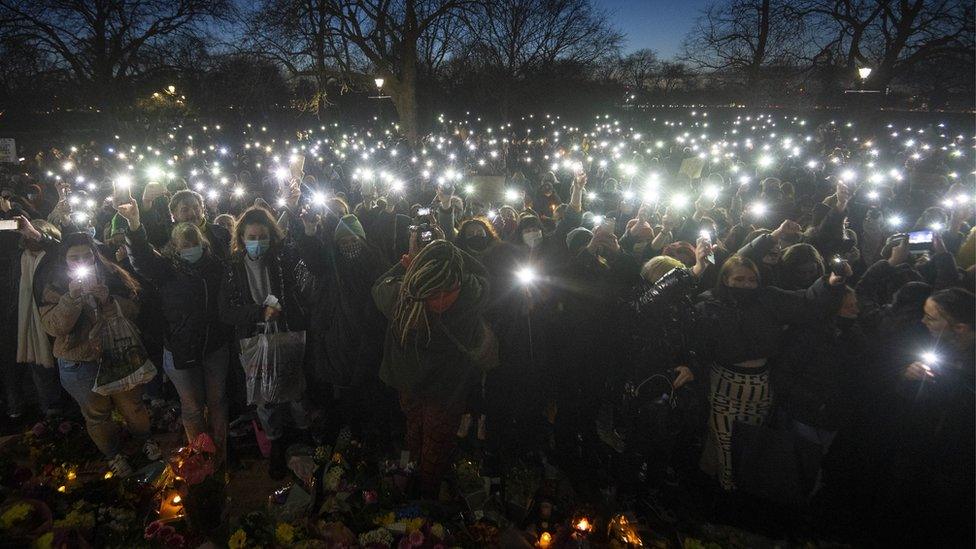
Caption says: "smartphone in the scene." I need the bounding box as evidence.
[829,256,849,276]
[289,154,306,181]
[699,229,715,264]
[113,180,132,205]
[907,230,933,255]
[0,219,18,231]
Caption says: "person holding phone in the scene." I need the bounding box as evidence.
[117,200,232,463]
[37,232,159,478]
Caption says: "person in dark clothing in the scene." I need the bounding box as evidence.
[218,206,315,479]
[870,288,975,547]
[372,240,490,498]
[142,190,231,259]
[1,217,64,421]
[118,200,232,461]
[694,255,850,490]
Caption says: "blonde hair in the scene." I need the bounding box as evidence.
[641,256,684,284]
[163,222,211,257]
[391,240,464,347]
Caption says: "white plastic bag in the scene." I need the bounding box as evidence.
[91,301,156,395]
[239,323,306,405]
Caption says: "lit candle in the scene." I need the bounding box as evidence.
[158,490,185,521]
[537,531,552,548]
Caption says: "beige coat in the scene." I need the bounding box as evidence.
[39,284,139,363]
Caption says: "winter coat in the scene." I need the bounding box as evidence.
[38,269,140,362]
[778,320,867,430]
[372,251,489,408]
[694,278,844,365]
[125,225,230,367]
[218,244,315,341]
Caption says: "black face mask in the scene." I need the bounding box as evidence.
[465,235,490,252]
[725,286,759,305]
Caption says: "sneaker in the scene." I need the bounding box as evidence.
[108,454,134,478]
[143,439,162,461]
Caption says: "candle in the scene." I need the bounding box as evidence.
[537,531,552,548]
[158,490,185,521]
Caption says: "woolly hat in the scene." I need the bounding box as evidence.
[566,227,593,254]
[335,214,366,241]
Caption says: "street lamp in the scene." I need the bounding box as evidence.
[858,67,872,80]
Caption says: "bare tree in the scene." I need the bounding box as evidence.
[313,0,479,142]
[682,0,810,89]
[616,48,659,92]
[459,0,622,115]
[239,0,366,119]
[0,0,230,108]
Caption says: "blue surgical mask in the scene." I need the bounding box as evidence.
[179,245,203,264]
[245,239,270,259]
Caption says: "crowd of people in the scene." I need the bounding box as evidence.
[0,111,973,545]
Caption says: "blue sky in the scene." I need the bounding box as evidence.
[597,0,712,57]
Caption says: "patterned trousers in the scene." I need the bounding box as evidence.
[700,364,772,490]
[400,394,464,498]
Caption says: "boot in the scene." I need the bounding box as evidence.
[269,438,288,480]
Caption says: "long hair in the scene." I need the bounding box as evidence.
[55,232,140,297]
[391,240,464,347]
[717,255,760,288]
[231,206,285,256]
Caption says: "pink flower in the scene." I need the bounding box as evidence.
[31,422,46,436]
[362,490,378,504]
[190,433,216,454]
[144,520,162,539]
[408,530,425,546]
[166,533,185,547]
[58,421,73,434]
[157,524,176,541]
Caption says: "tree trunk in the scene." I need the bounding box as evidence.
[394,37,420,143]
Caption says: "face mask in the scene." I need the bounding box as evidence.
[338,239,363,259]
[245,239,270,259]
[426,287,461,313]
[725,286,759,305]
[523,230,543,248]
[180,245,203,264]
[465,236,490,252]
[85,227,96,239]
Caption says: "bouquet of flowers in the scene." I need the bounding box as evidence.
[168,433,225,533]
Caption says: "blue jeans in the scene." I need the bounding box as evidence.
[3,361,63,417]
[163,346,229,457]
[58,359,151,458]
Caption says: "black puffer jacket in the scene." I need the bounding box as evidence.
[126,225,230,368]
[694,278,845,365]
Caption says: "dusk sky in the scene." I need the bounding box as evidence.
[599,0,712,57]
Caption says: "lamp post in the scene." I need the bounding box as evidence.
[373,77,385,125]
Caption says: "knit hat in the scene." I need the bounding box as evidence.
[335,214,366,241]
[566,227,593,254]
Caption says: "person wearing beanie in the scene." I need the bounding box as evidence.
[565,227,593,256]
[335,213,367,244]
